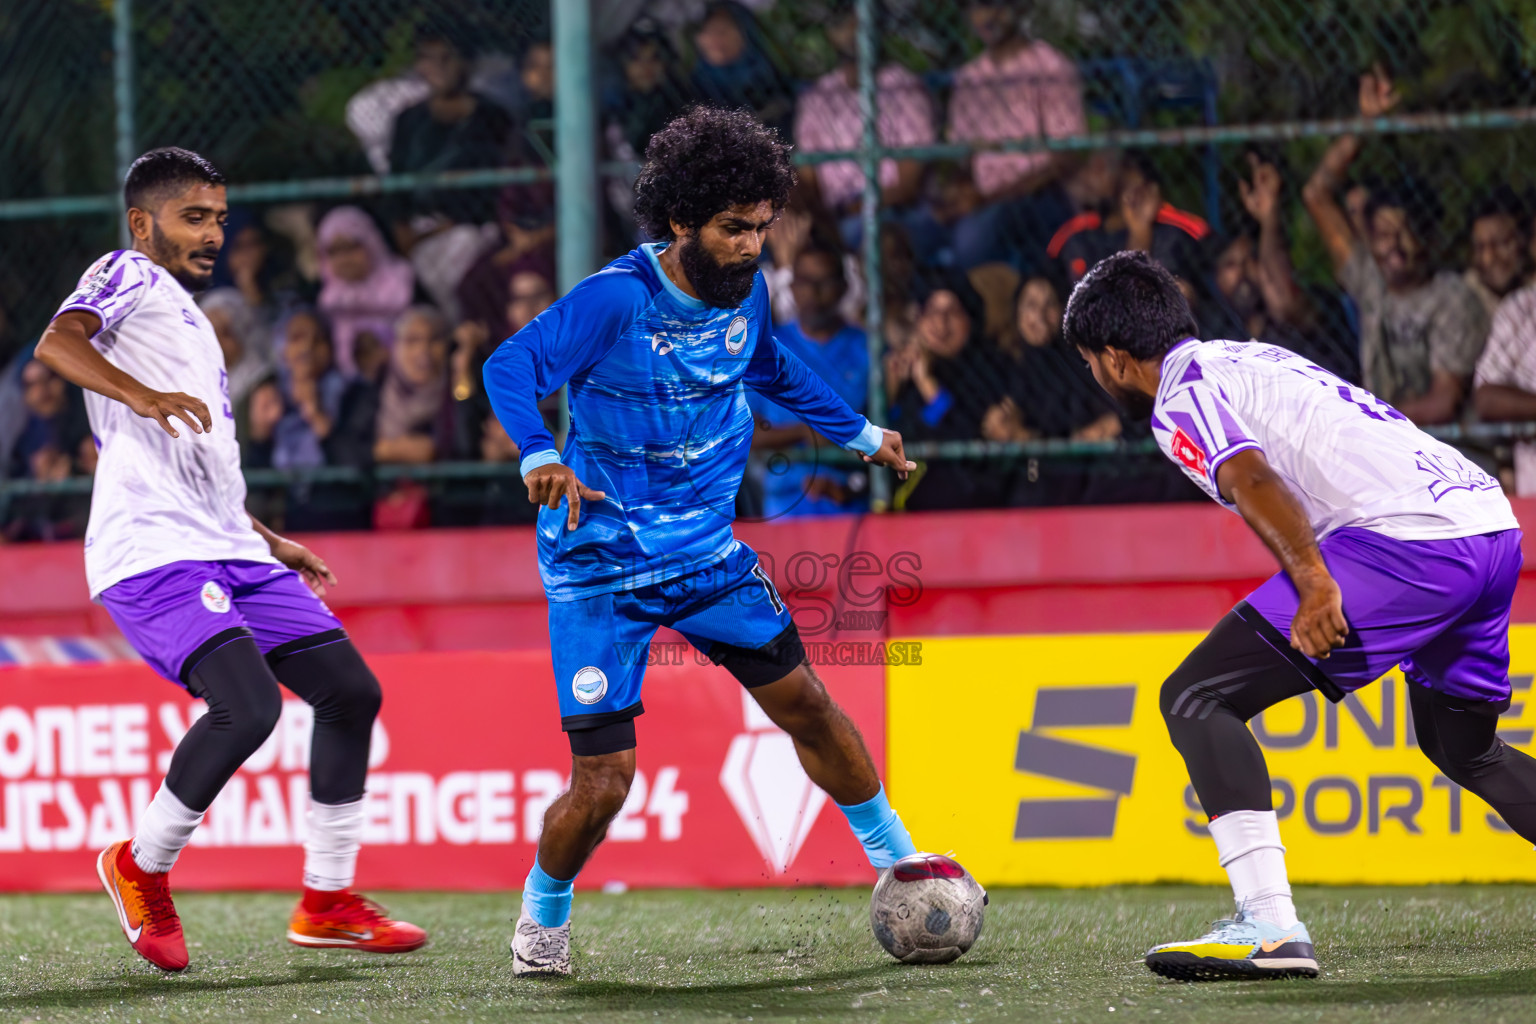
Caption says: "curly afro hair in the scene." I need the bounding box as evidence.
[633,106,796,241]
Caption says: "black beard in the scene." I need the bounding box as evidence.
[678,235,758,307]
[150,220,215,292]
[1112,386,1156,420]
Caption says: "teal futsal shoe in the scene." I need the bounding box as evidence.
[1145,910,1318,981]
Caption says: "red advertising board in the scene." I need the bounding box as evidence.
[0,651,885,892]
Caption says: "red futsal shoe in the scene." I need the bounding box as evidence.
[96,840,189,971]
[287,888,427,953]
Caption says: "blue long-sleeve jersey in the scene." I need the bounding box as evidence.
[483,242,883,600]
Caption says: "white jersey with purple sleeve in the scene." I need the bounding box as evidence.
[54,250,273,598]
[1151,338,1518,541]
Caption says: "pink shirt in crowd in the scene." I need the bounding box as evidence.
[947,40,1085,198]
[794,66,937,210]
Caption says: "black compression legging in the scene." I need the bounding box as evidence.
[1162,607,1536,843]
[165,634,381,811]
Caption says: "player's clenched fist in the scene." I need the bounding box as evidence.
[524,463,607,530]
[861,428,918,480]
[1290,572,1349,660]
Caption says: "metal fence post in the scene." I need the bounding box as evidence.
[856,0,888,511]
[554,0,597,293]
[112,0,134,246]
[553,0,596,441]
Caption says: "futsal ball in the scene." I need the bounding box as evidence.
[870,852,987,964]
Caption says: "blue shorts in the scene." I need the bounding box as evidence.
[549,543,801,745]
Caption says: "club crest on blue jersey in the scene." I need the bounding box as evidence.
[572,666,608,704]
[724,316,749,355]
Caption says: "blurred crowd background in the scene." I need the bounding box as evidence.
[5,0,1536,535]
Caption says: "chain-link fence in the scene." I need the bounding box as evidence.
[5,0,1536,532]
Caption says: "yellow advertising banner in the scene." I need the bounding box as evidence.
[888,628,1536,886]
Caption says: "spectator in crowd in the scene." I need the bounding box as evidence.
[603,24,693,240]
[353,329,391,387]
[795,3,937,254]
[451,267,555,459]
[272,310,352,468]
[391,24,514,189]
[1303,67,1487,425]
[980,274,1133,506]
[316,206,417,376]
[945,0,1084,272]
[212,212,308,326]
[504,37,555,128]
[388,25,512,314]
[887,273,1006,509]
[4,358,92,541]
[689,2,794,136]
[456,187,557,345]
[250,311,378,530]
[375,306,452,465]
[327,331,388,471]
[1473,282,1536,494]
[0,343,32,478]
[506,271,557,347]
[1203,153,1357,380]
[480,416,521,464]
[10,358,89,481]
[879,221,921,353]
[982,274,1119,446]
[604,24,692,166]
[1344,179,1375,243]
[464,36,559,319]
[1465,188,1530,318]
[241,377,284,469]
[199,287,272,410]
[749,243,871,518]
[453,267,554,393]
[1050,150,1208,293]
[762,202,865,327]
[1057,148,1122,226]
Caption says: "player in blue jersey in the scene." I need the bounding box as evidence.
[484,107,922,976]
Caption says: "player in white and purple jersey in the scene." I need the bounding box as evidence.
[1064,251,1532,981]
[35,148,424,970]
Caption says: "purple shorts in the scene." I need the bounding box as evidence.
[100,559,345,686]
[1244,527,1523,703]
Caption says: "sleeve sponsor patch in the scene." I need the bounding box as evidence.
[1169,427,1209,476]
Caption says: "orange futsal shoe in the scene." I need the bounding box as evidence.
[287,889,427,953]
[96,840,189,971]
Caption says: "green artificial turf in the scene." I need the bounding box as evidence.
[2,885,1534,1023]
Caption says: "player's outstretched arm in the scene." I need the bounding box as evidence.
[745,314,911,475]
[1216,448,1348,660]
[36,311,212,438]
[524,463,607,531]
[250,516,338,597]
[860,428,917,481]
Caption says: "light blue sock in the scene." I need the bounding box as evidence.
[837,785,918,869]
[522,858,575,928]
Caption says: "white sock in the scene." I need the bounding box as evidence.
[304,797,364,891]
[1207,809,1298,928]
[132,784,205,874]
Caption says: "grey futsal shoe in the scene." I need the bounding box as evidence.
[511,906,572,977]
